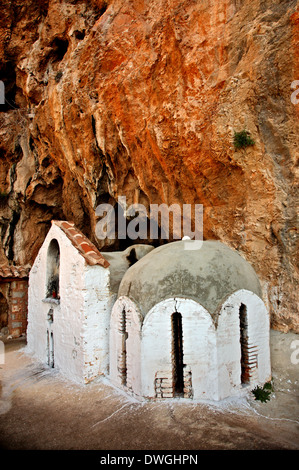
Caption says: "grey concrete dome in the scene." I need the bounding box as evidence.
[118,240,263,318]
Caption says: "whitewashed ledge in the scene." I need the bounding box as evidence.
[42,298,60,305]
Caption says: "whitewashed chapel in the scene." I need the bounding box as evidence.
[27,220,271,401]
[27,220,153,384]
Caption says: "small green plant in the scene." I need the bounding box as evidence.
[233,130,255,149]
[252,381,273,403]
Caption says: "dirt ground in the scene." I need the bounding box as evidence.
[0,329,298,452]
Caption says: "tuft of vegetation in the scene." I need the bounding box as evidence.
[233,130,255,149]
[252,381,274,403]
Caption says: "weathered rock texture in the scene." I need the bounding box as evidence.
[0,0,298,331]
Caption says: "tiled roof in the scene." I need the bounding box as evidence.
[52,220,110,268]
[0,264,31,279]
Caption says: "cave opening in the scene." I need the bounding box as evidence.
[7,211,20,261]
[74,30,85,41]
[50,37,69,63]
[126,247,138,267]
[101,201,164,252]
[93,1,108,22]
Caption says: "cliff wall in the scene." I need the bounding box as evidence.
[0,0,298,331]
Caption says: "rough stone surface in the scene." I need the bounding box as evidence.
[0,0,298,331]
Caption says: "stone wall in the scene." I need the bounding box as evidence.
[0,278,28,338]
[8,279,28,337]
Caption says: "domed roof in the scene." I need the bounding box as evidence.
[102,244,154,293]
[118,240,263,318]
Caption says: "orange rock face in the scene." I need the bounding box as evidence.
[0,0,298,331]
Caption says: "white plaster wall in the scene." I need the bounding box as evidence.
[125,299,142,395]
[27,224,87,384]
[217,289,271,401]
[109,302,120,386]
[108,291,270,402]
[109,297,142,395]
[83,265,114,382]
[27,246,50,363]
[176,298,218,400]
[141,298,218,400]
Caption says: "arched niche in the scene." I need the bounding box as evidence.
[46,239,60,299]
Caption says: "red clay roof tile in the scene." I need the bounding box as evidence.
[52,220,110,268]
[0,265,31,279]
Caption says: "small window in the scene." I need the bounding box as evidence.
[239,303,249,384]
[46,239,60,299]
[172,312,184,396]
[119,308,128,386]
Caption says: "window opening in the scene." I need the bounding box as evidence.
[119,308,128,386]
[47,329,54,368]
[172,312,184,396]
[239,303,250,384]
[46,239,60,299]
[126,247,138,267]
